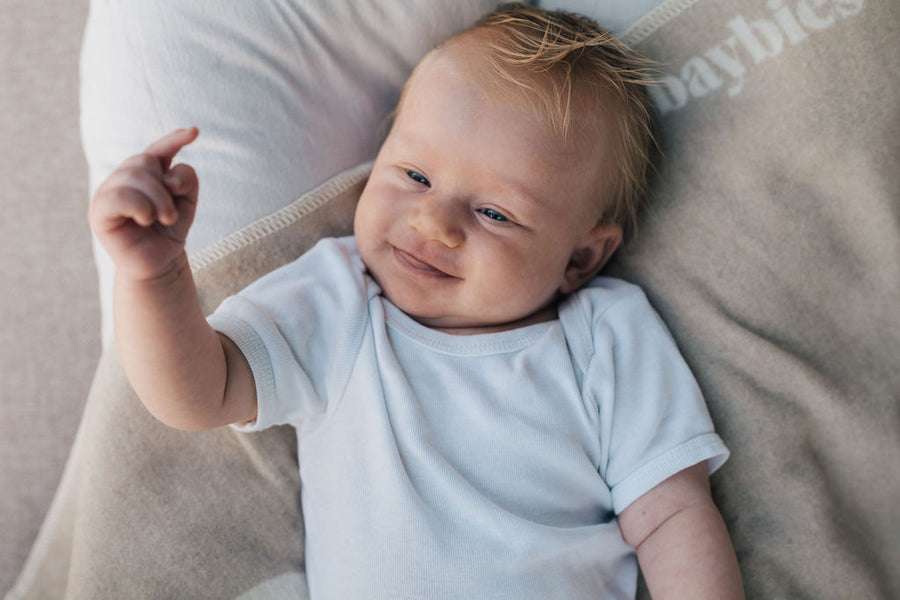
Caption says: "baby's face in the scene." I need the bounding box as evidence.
[354,41,619,333]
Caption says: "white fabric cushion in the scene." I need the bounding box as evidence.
[81,0,503,341]
[538,0,665,35]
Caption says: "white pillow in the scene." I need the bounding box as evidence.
[537,0,666,35]
[81,0,503,342]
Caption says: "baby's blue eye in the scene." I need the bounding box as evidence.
[406,170,430,187]
[478,208,509,222]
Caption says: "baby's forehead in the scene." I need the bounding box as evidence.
[410,37,618,155]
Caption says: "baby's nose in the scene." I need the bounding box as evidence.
[407,199,464,248]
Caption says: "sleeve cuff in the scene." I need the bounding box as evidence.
[610,433,730,514]
[208,308,276,432]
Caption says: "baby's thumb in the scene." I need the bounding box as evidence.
[163,163,200,235]
[163,163,199,199]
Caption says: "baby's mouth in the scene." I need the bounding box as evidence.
[392,246,458,279]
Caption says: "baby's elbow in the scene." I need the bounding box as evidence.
[138,393,229,432]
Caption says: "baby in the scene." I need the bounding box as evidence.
[89,4,743,599]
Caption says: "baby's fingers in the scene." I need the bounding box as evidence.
[145,127,199,172]
[103,168,179,226]
[91,185,162,232]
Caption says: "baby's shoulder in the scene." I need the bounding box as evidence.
[559,277,665,366]
[563,276,653,324]
[230,235,373,313]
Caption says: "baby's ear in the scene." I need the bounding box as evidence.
[561,222,623,294]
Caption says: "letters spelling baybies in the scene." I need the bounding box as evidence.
[649,0,864,114]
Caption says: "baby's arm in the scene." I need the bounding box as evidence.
[617,463,744,599]
[89,128,257,431]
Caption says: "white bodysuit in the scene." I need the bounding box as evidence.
[209,236,728,600]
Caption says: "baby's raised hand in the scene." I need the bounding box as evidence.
[89,128,200,281]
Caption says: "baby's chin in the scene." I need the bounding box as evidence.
[363,260,558,335]
[391,293,557,336]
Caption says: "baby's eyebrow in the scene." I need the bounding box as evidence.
[387,129,426,154]
[496,176,546,212]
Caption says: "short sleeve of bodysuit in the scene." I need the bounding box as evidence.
[207,237,372,431]
[560,278,729,515]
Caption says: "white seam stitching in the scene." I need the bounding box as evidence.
[621,0,702,46]
[189,161,372,272]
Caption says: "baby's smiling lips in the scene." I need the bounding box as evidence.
[392,246,457,279]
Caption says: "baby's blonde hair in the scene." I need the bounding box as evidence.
[389,3,656,239]
[462,3,658,238]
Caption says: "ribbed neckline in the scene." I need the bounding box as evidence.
[381,300,558,357]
